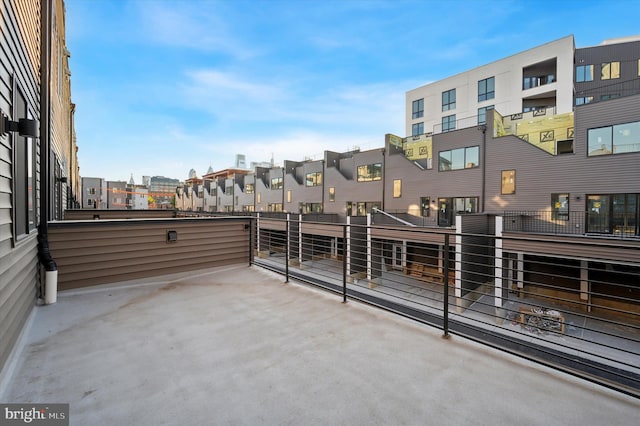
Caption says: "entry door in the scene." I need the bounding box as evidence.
[392,242,405,270]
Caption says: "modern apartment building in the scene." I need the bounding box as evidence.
[176,34,640,320]
[406,35,575,136]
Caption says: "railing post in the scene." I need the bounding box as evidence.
[342,224,347,303]
[285,215,290,283]
[443,233,450,338]
[248,218,253,267]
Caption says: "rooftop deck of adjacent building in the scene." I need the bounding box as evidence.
[1,265,638,425]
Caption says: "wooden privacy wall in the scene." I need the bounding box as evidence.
[48,217,253,290]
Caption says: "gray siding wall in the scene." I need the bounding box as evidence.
[48,217,252,290]
[324,149,384,217]
[575,40,640,103]
[384,127,484,219]
[485,95,640,214]
[0,0,41,376]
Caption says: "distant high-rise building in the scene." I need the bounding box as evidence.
[235,154,247,169]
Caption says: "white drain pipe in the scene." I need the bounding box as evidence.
[44,270,58,304]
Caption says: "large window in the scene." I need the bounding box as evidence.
[412,98,424,119]
[601,61,620,80]
[477,105,493,125]
[357,163,382,182]
[245,183,254,194]
[412,122,424,136]
[442,89,456,111]
[268,203,283,212]
[270,176,283,189]
[576,65,594,82]
[588,121,640,156]
[438,197,478,226]
[305,172,322,187]
[551,193,569,220]
[300,202,323,214]
[478,77,495,102]
[346,201,381,216]
[442,114,456,132]
[13,86,36,239]
[501,170,515,195]
[587,194,638,235]
[439,146,479,171]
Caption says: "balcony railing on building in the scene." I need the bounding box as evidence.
[504,210,639,239]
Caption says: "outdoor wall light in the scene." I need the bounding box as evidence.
[0,111,39,138]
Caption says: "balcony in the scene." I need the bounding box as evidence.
[1,216,639,423]
[504,210,639,240]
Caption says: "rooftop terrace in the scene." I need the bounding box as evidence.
[1,265,638,424]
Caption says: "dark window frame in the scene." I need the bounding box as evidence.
[478,77,495,102]
[12,79,37,243]
[442,89,456,111]
[412,98,424,119]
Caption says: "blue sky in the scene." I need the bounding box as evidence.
[66,0,639,182]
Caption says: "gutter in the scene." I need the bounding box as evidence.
[38,0,58,304]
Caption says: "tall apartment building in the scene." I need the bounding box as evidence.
[176,34,640,320]
[406,35,575,136]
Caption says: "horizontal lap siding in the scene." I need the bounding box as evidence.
[0,0,40,376]
[48,218,252,290]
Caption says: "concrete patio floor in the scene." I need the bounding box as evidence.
[1,264,638,425]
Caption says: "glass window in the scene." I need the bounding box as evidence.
[551,193,569,220]
[305,172,322,187]
[438,150,452,171]
[451,148,465,169]
[601,93,620,101]
[501,170,515,195]
[442,89,456,111]
[576,65,594,82]
[357,163,382,182]
[588,121,640,156]
[13,87,36,238]
[477,105,493,125]
[412,98,424,119]
[412,122,424,136]
[245,183,254,194]
[442,114,456,132]
[393,179,401,198]
[601,61,620,80]
[587,195,609,233]
[438,197,478,226]
[287,190,292,203]
[329,187,335,202]
[613,122,640,154]
[420,196,430,217]
[478,77,495,102]
[465,146,479,168]
[439,146,479,171]
[270,176,283,189]
[588,127,613,156]
[257,193,261,204]
[575,96,593,106]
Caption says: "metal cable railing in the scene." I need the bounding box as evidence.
[250,216,640,397]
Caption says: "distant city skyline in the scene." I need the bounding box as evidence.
[66,0,640,182]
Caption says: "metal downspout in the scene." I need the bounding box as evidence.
[38,0,58,300]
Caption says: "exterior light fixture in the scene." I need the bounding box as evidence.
[0,111,39,138]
